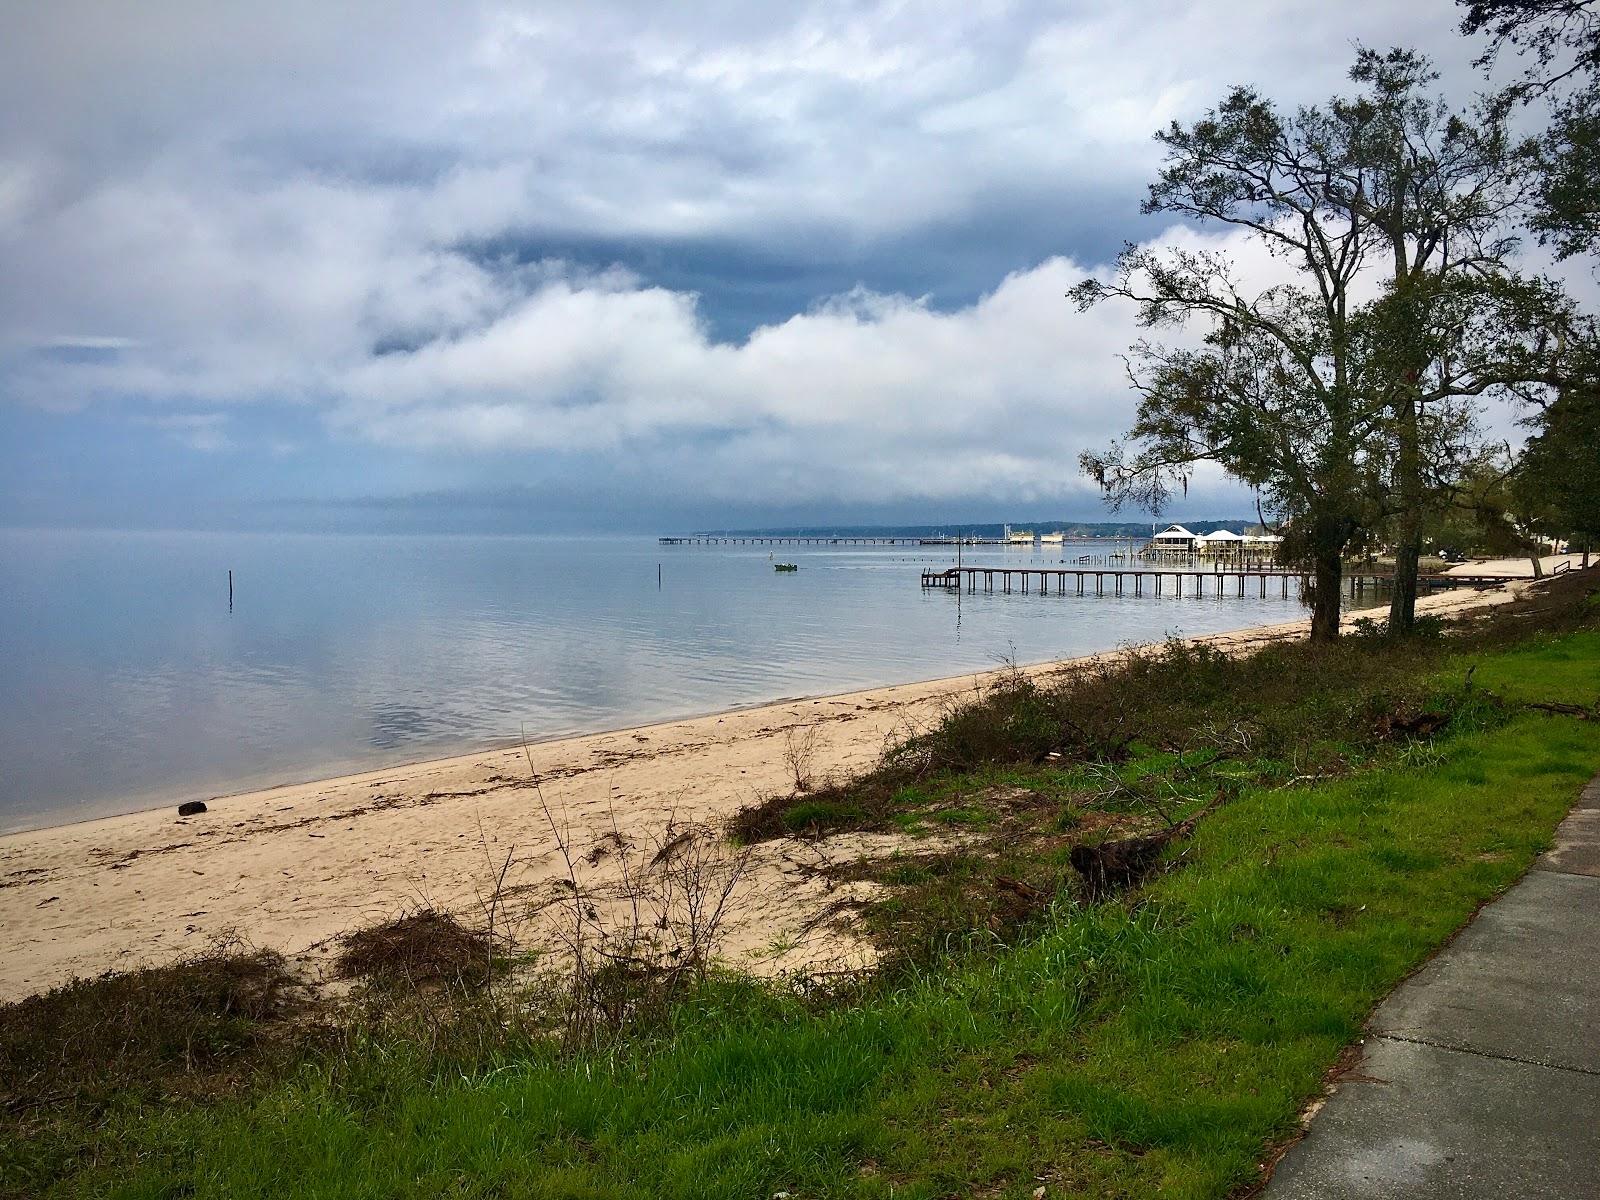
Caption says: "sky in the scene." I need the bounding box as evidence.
[0,0,1538,533]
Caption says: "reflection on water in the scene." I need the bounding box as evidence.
[0,531,1316,831]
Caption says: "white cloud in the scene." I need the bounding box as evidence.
[37,335,143,351]
[325,242,1216,503]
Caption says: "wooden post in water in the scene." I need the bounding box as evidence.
[228,569,233,612]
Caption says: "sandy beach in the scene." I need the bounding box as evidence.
[0,583,1529,1003]
[1443,552,1589,576]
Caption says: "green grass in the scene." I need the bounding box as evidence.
[10,624,1598,1199]
[781,798,868,832]
[1457,629,1600,707]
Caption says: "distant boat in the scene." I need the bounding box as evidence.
[774,562,798,572]
[1007,529,1036,544]
[1040,531,1065,544]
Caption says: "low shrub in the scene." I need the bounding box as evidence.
[0,940,301,1113]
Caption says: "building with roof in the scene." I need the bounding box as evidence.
[1146,524,1198,554]
[1196,529,1243,554]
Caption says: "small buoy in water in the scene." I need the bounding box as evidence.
[178,800,208,817]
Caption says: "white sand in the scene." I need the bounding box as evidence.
[1444,553,1588,577]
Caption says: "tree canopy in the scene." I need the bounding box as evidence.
[1461,0,1600,259]
[1516,387,1600,550]
[1073,48,1580,640]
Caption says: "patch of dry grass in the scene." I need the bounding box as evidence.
[334,908,499,991]
[0,939,302,1115]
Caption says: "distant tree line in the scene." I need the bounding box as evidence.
[1076,10,1600,641]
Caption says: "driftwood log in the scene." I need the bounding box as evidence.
[1068,797,1221,901]
[1376,710,1451,738]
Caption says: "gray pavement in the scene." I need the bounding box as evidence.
[1266,776,1600,1199]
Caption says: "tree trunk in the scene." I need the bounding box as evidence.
[1529,551,1545,578]
[1309,542,1344,643]
[1388,390,1422,636]
[1388,520,1422,634]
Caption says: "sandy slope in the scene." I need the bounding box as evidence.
[1443,553,1588,577]
[0,584,1526,1003]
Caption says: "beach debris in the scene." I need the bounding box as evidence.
[334,909,496,989]
[177,801,208,817]
[648,828,697,870]
[1375,709,1450,739]
[1069,833,1174,900]
[584,830,631,866]
[1069,797,1222,900]
[1523,697,1600,720]
[993,874,1043,904]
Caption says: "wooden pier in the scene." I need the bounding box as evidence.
[660,535,917,546]
[919,567,1523,598]
[659,534,1055,546]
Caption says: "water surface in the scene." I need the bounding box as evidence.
[0,531,1315,832]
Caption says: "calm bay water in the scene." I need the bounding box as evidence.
[0,530,1314,832]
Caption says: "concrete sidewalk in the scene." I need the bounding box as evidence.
[1266,776,1600,1198]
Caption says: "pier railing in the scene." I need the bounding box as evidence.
[918,566,1524,598]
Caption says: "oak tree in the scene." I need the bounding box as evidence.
[1073,48,1576,639]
